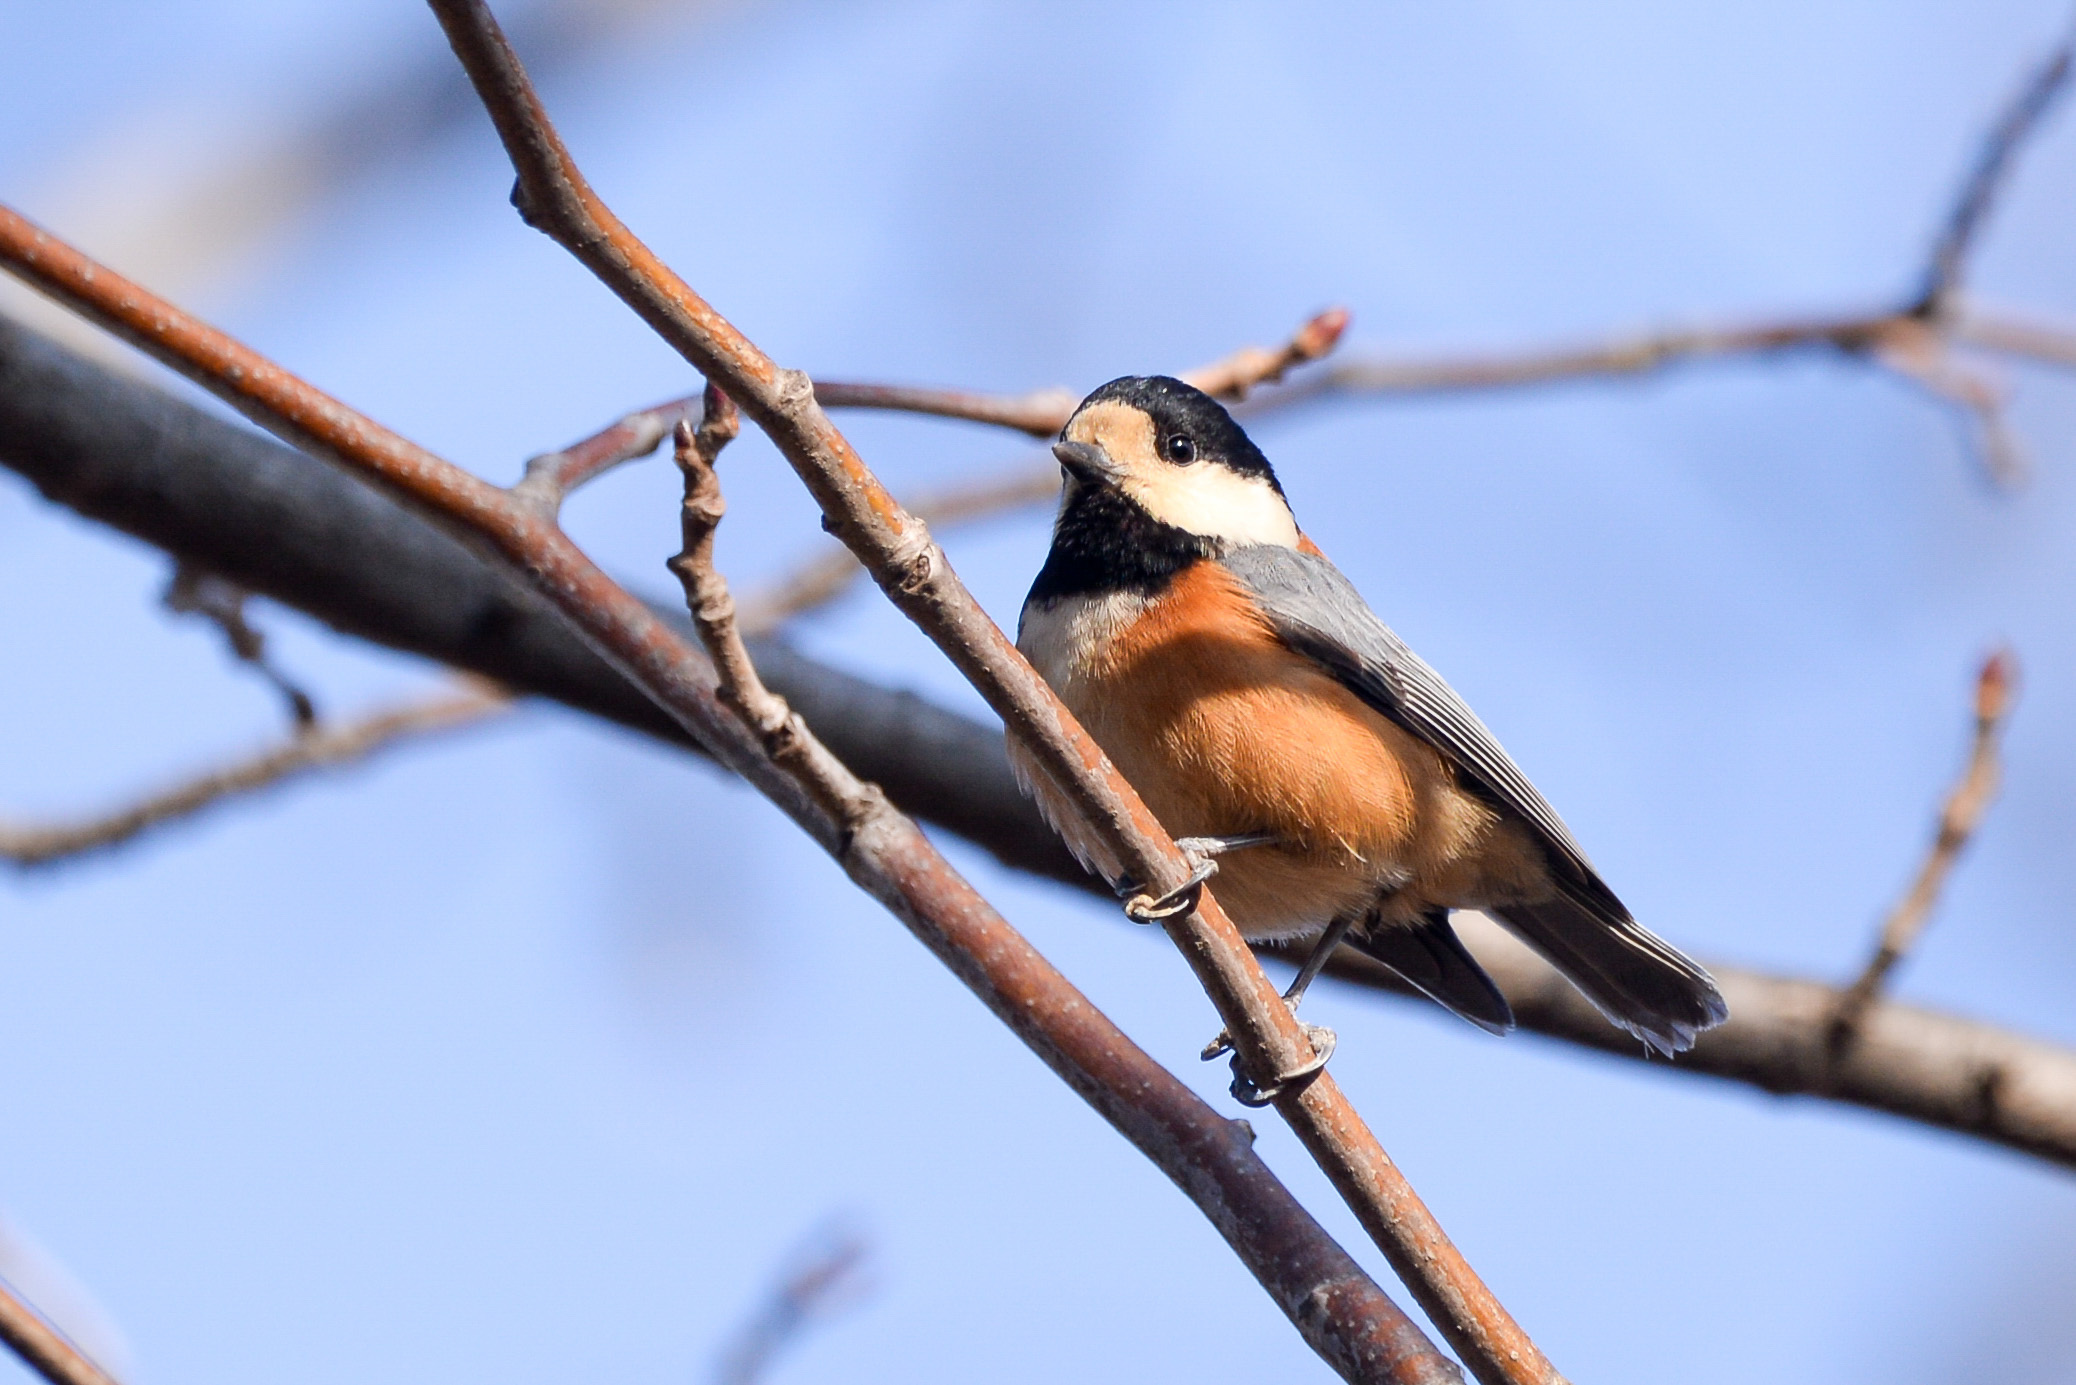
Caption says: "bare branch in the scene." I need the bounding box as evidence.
[1828,651,2017,1048]
[509,392,698,516]
[1275,919,2076,1170]
[1916,22,2076,316]
[713,1226,872,1385]
[1182,305,1353,401]
[811,307,1352,437]
[11,309,2076,1172]
[0,179,1458,1385]
[164,563,318,728]
[0,1278,120,1385]
[424,7,1542,1379]
[0,682,510,868]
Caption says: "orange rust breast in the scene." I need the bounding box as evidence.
[1014,560,1503,938]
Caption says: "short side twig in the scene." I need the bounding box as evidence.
[1915,21,2076,316]
[510,393,700,516]
[1829,651,2016,1049]
[165,563,317,728]
[0,1278,120,1385]
[0,683,512,868]
[812,307,1351,438]
[712,1226,872,1385]
[427,6,1547,1381]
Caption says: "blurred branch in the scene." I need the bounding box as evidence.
[164,562,318,728]
[1,183,1458,1385]
[713,1227,872,1385]
[1915,21,2075,315]
[0,1277,120,1385]
[801,32,2076,491]
[431,6,1535,1380]
[812,306,1351,437]
[1275,919,2076,1172]
[0,682,510,869]
[9,306,2076,1174]
[1828,651,2016,1049]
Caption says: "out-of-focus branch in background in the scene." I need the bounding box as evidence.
[1827,651,2016,1050]
[5,309,2075,1173]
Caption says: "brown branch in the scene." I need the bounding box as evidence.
[510,392,698,516]
[0,1278,120,1385]
[811,306,1352,438]
[0,192,1457,1385]
[1828,652,2017,1048]
[9,312,2076,1175]
[0,683,511,867]
[426,7,1549,1381]
[713,1227,872,1385]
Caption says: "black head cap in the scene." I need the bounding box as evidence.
[1072,375,1283,495]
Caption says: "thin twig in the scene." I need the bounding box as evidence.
[712,1226,872,1385]
[1828,651,2017,1050]
[510,393,699,516]
[0,683,512,867]
[425,6,1542,1381]
[812,307,1352,439]
[1916,21,2076,315]
[0,190,1456,1385]
[9,309,2076,1172]
[0,1277,120,1385]
[164,563,318,728]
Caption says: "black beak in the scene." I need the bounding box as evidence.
[1052,439,1118,485]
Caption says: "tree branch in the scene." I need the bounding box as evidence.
[0,204,1458,1385]
[811,306,1351,438]
[0,1279,119,1385]
[1829,651,2016,1047]
[8,307,2076,1174]
[426,6,1549,1379]
[1,682,509,868]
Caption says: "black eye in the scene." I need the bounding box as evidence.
[1163,434,1197,464]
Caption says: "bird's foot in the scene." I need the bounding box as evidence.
[1202,1012,1338,1108]
[1114,834,1275,925]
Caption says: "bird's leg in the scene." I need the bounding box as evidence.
[1202,911,1362,1107]
[1282,912,1360,1012]
[1115,833,1277,924]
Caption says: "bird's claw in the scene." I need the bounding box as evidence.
[1204,1021,1338,1108]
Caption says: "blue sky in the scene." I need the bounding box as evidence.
[4,3,2076,1382]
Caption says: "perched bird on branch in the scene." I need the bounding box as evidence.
[1012,375,1726,1057]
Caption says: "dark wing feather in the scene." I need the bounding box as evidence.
[1219,543,1613,907]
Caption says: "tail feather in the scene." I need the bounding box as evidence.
[1492,882,1727,1056]
[1347,913,1515,1036]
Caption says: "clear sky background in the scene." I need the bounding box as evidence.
[4,2,2076,1382]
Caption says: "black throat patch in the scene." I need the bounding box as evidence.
[1025,481,1215,607]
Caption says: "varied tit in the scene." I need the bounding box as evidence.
[1011,374,1727,1055]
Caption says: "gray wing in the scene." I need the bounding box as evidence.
[1219,543,1617,910]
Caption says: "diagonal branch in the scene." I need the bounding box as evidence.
[1915,20,2076,316]
[0,207,1458,1385]
[426,5,1551,1380]
[0,1279,119,1385]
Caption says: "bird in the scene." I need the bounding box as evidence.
[1010,373,1727,1059]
